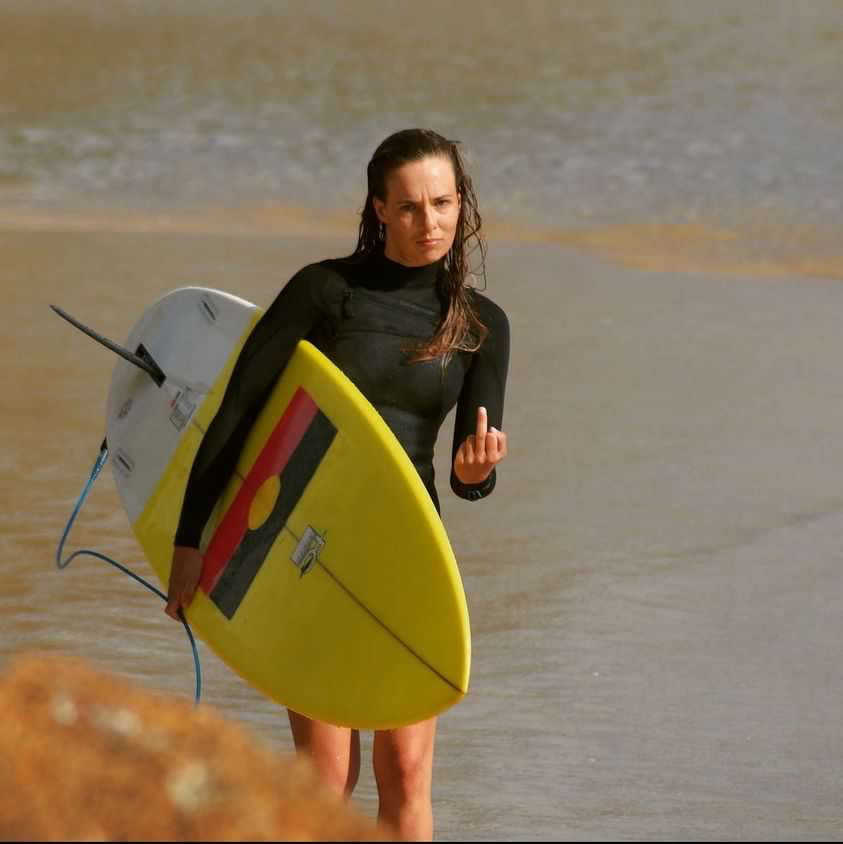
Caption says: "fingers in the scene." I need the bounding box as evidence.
[454,422,509,486]
[479,428,508,464]
[485,429,499,464]
[458,415,507,468]
[166,576,179,619]
[465,407,488,462]
[165,588,197,621]
[165,577,188,620]
[491,427,507,460]
[165,548,203,621]
[475,406,488,441]
[454,406,507,486]
[461,434,486,464]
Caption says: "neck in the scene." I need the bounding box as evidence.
[383,243,439,269]
[359,248,443,292]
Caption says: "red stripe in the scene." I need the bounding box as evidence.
[199,388,318,594]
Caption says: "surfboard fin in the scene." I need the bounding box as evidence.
[50,304,167,387]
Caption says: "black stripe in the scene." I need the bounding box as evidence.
[210,410,337,619]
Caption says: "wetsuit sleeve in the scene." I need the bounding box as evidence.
[450,298,510,501]
[174,266,327,548]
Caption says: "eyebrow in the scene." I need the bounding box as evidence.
[397,194,453,204]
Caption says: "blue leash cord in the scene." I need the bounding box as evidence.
[55,441,202,705]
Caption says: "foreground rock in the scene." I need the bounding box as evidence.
[0,652,389,841]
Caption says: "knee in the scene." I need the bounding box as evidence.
[311,752,360,799]
[288,713,360,799]
[374,745,432,804]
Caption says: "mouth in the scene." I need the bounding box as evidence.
[417,238,442,247]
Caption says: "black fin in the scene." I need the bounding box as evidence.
[50,304,166,387]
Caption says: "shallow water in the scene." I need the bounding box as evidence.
[4,228,843,839]
[2,0,842,229]
[2,2,843,840]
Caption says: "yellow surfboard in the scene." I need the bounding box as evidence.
[104,287,470,729]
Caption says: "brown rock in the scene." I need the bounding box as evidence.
[0,651,391,841]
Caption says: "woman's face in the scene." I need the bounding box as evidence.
[373,155,461,267]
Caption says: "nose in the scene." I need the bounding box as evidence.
[420,202,437,232]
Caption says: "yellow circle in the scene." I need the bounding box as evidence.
[248,475,281,531]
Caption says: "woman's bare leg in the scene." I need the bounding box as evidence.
[287,709,361,799]
[373,717,437,841]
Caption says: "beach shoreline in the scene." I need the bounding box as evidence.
[3,216,843,840]
[1,197,841,283]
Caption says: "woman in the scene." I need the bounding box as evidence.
[165,128,510,841]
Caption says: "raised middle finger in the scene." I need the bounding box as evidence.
[475,405,488,441]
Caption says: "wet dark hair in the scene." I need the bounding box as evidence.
[348,128,488,365]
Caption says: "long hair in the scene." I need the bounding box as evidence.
[347,128,488,366]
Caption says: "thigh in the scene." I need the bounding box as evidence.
[288,709,361,794]
[373,716,438,790]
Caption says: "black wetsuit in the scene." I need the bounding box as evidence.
[175,249,510,549]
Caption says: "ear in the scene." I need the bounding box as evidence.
[372,197,387,224]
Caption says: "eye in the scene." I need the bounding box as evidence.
[435,198,451,207]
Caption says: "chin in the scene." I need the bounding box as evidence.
[416,244,450,264]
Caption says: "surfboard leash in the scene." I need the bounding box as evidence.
[55,439,203,705]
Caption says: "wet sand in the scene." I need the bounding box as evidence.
[2,218,843,840]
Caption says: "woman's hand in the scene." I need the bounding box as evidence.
[165,546,204,621]
[453,406,508,485]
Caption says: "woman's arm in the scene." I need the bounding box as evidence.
[166,266,331,620]
[174,266,328,548]
[450,296,511,500]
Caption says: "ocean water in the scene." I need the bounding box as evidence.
[3,2,843,840]
[1,0,842,231]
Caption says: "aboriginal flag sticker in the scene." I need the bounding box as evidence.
[199,387,337,620]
